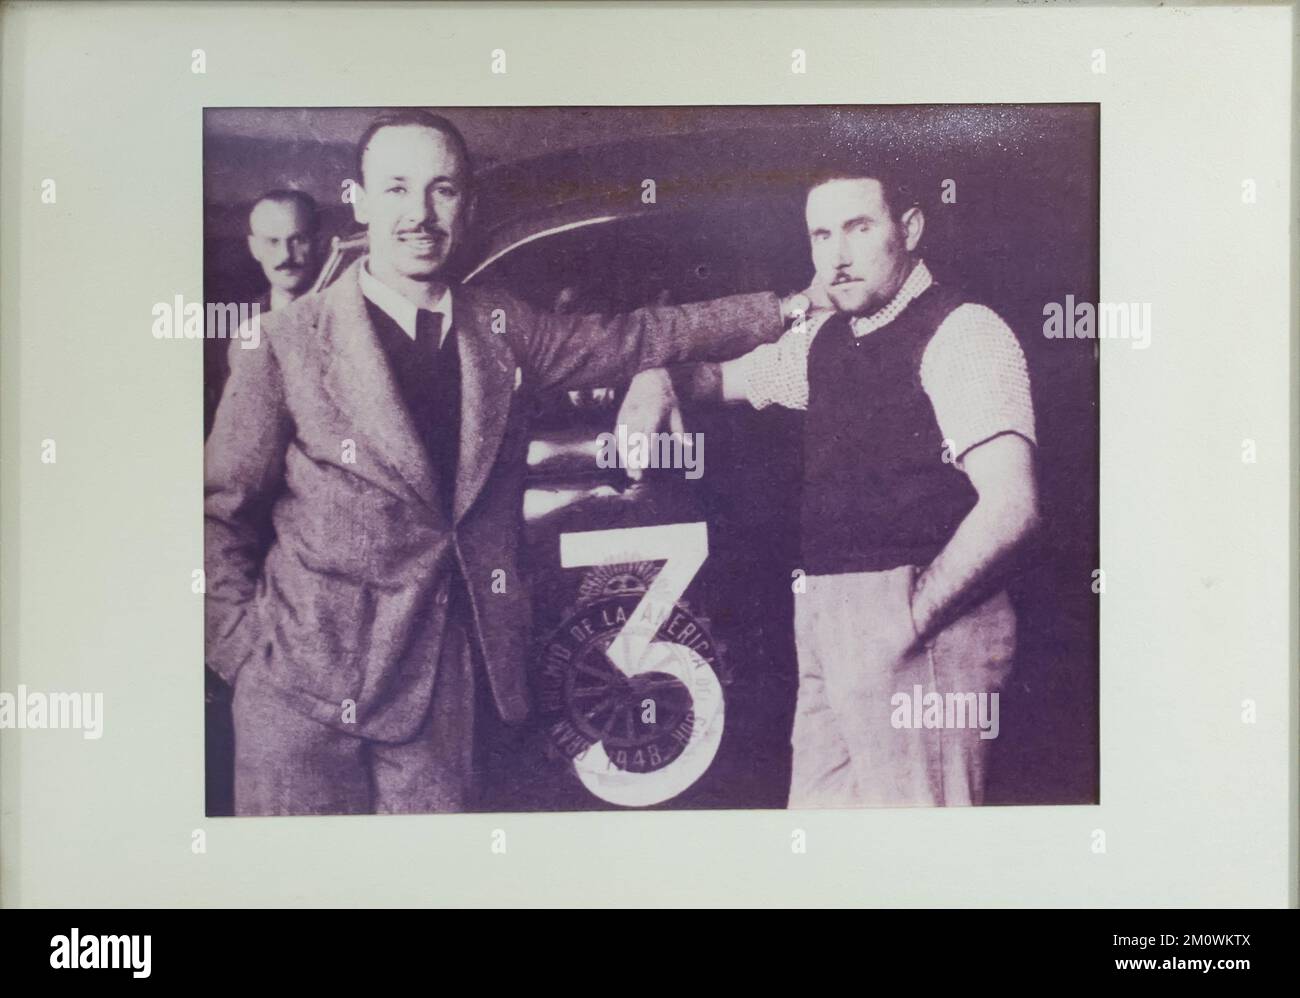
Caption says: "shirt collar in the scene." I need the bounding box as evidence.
[358,257,453,344]
[850,259,932,337]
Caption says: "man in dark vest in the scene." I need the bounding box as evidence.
[205,110,803,815]
[619,162,1040,806]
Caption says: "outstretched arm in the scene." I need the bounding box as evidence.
[517,291,815,392]
[613,304,832,477]
[613,304,833,479]
[620,356,747,420]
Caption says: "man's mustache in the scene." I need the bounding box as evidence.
[397,227,449,240]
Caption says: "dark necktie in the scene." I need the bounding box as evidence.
[414,309,461,514]
[414,308,443,360]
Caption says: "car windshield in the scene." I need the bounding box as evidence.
[469,199,809,312]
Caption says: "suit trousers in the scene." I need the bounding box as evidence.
[789,565,1017,808]
[232,612,479,816]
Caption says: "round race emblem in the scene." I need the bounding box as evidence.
[537,561,725,807]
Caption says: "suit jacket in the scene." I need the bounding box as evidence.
[203,290,274,438]
[205,259,784,741]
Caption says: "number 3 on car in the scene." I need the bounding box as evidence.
[558,522,724,807]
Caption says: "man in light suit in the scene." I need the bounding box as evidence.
[204,110,798,815]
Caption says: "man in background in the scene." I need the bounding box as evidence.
[205,190,321,434]
[246,189,320,313]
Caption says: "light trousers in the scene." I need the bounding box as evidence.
[231,619,478,816]
[790,565,1017,808]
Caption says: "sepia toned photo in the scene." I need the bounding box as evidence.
[201,104,1101,816]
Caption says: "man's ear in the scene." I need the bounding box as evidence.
[901,206,925,253]
[245,234,260,260]
[352,183,369,226]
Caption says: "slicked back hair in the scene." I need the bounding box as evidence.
[803,154,921,223]
[355,109,473,189]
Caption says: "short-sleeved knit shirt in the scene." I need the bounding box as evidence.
[731,260,1036,466]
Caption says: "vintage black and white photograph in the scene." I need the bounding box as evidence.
[201,104,1100,816]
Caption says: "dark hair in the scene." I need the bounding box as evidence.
[248,189,319,234]
[354,109,473,188]
[804,151,921,221]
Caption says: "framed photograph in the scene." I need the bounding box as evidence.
[0,0,1294,914]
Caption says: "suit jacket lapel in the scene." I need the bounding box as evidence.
[318,260,443,516]
[453,292,516,522]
